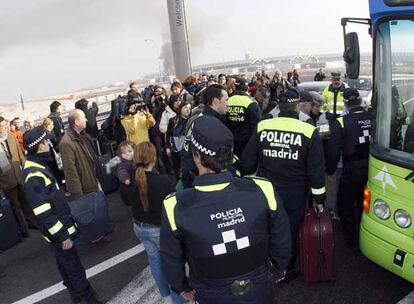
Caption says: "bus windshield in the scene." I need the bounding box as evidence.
[374,19,414,167]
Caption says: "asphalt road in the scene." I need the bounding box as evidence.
[1,189,413,304]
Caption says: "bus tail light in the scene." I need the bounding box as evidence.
[363,186,371,214]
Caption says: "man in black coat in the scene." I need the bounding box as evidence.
[48,101,65,150]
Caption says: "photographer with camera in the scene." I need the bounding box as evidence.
[121,92,155,145]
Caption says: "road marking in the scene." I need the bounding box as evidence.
[107,266,168,304]
[12,244,145,304]
[397,290,414,304]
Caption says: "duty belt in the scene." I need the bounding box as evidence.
[230,279,253,296]
[192,240,268,280]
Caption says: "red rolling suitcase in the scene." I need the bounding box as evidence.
[299,208,335,282]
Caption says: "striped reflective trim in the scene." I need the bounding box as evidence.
[337,117,344,128]
[42,235,51,243]
[164,195,178,231]
[311,186,326,195]
[33,203,51,216]
[251,178,277,211]
[24,160,46,170]
[48,221,63,235]
[67,225,76,235]
[195,182,230,192]
[25,172,52,187]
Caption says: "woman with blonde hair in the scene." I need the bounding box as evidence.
[226,77,236,97]
[128,142,185,304]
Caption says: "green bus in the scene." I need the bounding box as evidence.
[342,0,414,282]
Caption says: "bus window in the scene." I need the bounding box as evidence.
[375,19,414,163]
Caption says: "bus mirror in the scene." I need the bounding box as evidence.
[343,32,360,79]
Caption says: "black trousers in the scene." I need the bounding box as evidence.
[337,164,368,247]
[275,185,308,269]
[152,135,167,174]
[52,243,94,302]
[233,139,249,160]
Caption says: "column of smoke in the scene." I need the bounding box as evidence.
[159,2,226,79]
[159,41,175,76]
[0,0,226,80]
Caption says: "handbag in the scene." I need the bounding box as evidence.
[69,191,114,245]
[52,146,63,170]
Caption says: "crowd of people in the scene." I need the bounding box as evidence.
[0,69,375,303]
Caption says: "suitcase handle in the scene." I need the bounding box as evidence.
[315,206,321,219]
[316,210,326,277]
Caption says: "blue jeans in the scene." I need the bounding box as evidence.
[133,222,185,304]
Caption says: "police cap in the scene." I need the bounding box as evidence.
[309,91,323,106]
[234,77,249,91]
[278,89,300,104]
[23,126,53,153]
[299,90,314,103]
[343,88,361,104]
[331,71,341,78]
[191,116,233,156]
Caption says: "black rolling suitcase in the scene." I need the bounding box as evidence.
[0,198,21,252]
[94,139,119,194]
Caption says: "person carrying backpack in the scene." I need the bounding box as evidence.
[166,102,192,180]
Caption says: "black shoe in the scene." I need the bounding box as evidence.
[21,230,29,238]
[101,233,113,243]
[86,293,103,304]
[283,270,299,283]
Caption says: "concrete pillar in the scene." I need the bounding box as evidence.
[166,0,192,81]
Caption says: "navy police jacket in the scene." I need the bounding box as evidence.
[326,106,373,175]
[22,153,77,243]
[160,171,291,294]
[241,111,326,201]
[226,92,261,154]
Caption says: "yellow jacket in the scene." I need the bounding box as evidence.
[322,83,349,115]
[121,112,155,145]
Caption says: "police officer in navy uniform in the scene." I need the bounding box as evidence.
[226,77,262,158]
[181,84,242,189]
[242,89,326,275]
[326,88,373,247]
[160,116,291,304]
[21,127,102,304]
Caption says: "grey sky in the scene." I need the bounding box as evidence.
[0,0,370,103]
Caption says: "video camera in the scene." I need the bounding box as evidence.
[128,97,147,115]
